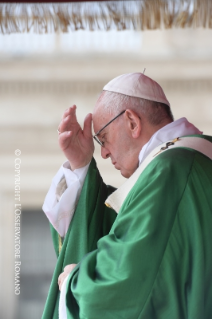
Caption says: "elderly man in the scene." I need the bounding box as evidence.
[42,73,212,319]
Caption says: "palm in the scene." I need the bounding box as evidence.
[58,106,94,170]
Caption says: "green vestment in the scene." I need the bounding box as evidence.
[42,159,117,319]
[43,135,212,319]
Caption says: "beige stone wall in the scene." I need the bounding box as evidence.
[0,28,212,317]
[1,53,212,192]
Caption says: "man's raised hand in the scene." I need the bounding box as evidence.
[58,105,94,170]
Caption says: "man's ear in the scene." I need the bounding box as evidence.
[124,109,141,138]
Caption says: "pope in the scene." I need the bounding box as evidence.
[42,73,212,319]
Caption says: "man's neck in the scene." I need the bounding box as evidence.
[138,117,202,165]
[139,119,173,151]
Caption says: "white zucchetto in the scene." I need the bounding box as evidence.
[103,72,170,107]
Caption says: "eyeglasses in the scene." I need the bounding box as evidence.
[93,110,125,146]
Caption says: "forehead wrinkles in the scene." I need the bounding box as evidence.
[93,107,110,133]
[93,90,124,133]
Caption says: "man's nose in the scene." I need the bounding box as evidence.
[101,146,110,159]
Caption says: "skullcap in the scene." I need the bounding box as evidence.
[103,72,170,107]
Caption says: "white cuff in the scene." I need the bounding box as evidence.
[43,161,90,236]
[59,275,69,319]
[62,161,90,188]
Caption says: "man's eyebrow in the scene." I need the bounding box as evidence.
[98,131,106,138]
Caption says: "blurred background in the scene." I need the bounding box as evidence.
[1,23,212,319]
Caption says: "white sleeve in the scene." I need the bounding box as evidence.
[42,161,89,237]
[59,275,69,319]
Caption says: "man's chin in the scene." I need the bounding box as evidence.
[120,169,131,179]
[113,163,120,170]
[113,164,127,177]
[120,167,137,179]
[113,160,138,178]
[113,163,133,178]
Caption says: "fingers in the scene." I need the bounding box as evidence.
[62,105,76,120]
[59,105,78,133]
[64,264,77,272]
[58,272,67,291]
[66,105,78,124]
[83,113,93,138]
[58,264,77,291]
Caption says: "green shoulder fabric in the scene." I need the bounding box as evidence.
[66,140,212,319]
[42,158,117,319]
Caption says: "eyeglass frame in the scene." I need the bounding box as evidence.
[93,110,126,146]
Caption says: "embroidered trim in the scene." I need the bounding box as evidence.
[58,234,62,254]
[153,137,180,157]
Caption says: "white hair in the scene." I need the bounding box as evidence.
[96,90,174,125]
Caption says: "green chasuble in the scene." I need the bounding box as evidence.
[43,135,212,319]
[42,159,117,319]
[65,135,212,319]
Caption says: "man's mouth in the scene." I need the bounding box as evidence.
[113,162,121,170]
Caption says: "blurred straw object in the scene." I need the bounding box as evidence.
[0,0,211,34]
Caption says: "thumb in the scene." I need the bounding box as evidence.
[83,113,93,138]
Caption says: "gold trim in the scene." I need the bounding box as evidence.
[58,234,63,254]
[105,202,111,208]
[153,137,180,157]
